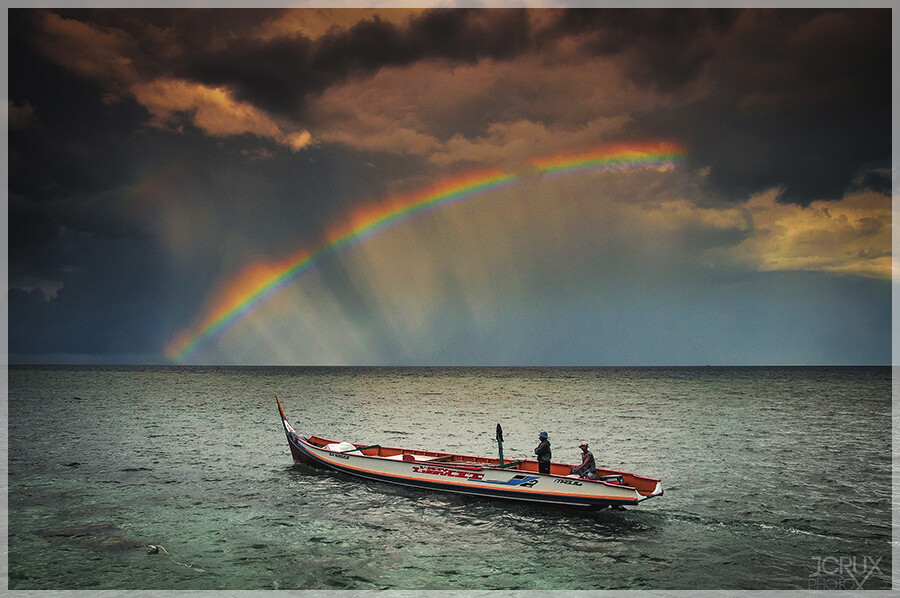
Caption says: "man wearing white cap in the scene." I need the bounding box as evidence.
[571,441,597,480]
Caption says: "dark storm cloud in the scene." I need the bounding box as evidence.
[8,205,64,281]
[555,8,741,90]
[186,35,318,117]
[559,9,889,203]
[8,11,148,202]
[14,6,893,228]
[8,8,892,364]
[638,93,890,205]
[11,7,890,267]
[172,8,889,203]
[849,170,892,196]
[8,237,171,356]
[616,9,891,203]
[193,8,731,115]
[188,9,534,117]
[544,8,891,203]
[55,7,280,67]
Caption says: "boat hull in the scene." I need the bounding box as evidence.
[277,398,662,509]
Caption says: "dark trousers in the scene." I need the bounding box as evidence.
[538,461,550,474]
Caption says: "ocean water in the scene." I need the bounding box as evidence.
[6,366,893,590]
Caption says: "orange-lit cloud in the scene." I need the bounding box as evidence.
[32,10,312,153]
[307,52,698,169]
[640,187,891,280]
[257,8,423,41]
[734,189,891,279]
[131,78,312,151]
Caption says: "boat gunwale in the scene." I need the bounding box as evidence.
[302,434,641,490]
[276,396,663,506]
[302,434,661,498]
[292,433,643,506]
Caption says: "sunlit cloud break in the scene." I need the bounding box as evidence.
[165,142,686,360]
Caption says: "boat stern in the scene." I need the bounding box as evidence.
[637,479,664,502]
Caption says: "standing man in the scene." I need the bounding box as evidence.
[571,441,597,480]
[535,431,551,474]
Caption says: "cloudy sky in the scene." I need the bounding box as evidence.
[7,8,893,365]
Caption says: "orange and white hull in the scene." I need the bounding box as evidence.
[277,397,663,509]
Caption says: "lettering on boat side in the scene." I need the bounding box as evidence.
[329,453,350,460]
[554,478,583,486]
[411,465,485,480]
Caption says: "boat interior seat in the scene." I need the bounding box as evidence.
[323,442,363,455]
[384,453,438,462]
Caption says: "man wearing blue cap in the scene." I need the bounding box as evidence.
[534,431,551,474]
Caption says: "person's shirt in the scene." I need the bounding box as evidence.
[535,439,551,462]
[581,450,596,473]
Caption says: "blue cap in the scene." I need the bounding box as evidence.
[539,431,548,438]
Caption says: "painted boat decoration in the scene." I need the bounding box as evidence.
[277,397,663,509]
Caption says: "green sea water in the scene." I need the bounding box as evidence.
[7,366,893,590]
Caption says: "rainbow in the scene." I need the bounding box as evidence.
[166,142,685,359]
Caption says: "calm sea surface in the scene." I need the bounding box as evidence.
[6,366,893,590]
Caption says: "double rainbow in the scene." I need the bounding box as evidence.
[165,142,685,359]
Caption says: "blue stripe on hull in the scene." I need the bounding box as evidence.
[291,437,633,508]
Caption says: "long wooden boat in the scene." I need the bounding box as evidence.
[277,397,663,509]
